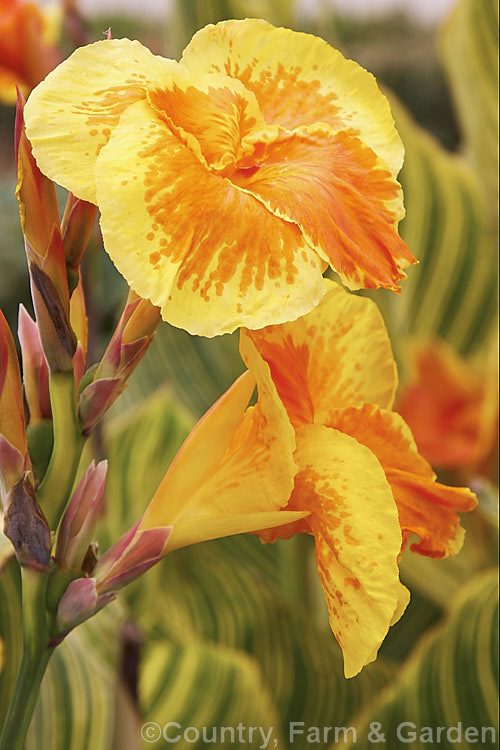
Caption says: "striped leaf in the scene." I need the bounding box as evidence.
[128,535,392,750]
[0,559,122,750]
[26,610,121,750]
[373,98,497,360]
[140,641,283,750]
[338,569,499,750]
[440,0,499,220]
[121,325,243,419]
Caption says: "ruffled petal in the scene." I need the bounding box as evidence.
[24,38,177,203]
[147,72,265,173]
[95,99,326,336]
[261,423,408,678]
[244,279,398,427]
[180,19,404,178]
[329,404,478,558]
[234,125,414,291]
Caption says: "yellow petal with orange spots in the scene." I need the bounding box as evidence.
[329,404,478,558]
[95,99,326,336]
[234,125,414,292]
[24,39,177,204]
[244,279,398,427]
[142,351,300,549]
[181,19,404,178]
[285,423,409,678]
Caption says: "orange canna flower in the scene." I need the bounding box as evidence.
[396,339,499,474]
[241,281,477,677]
[24,20,416,336]
[0,0,61,104]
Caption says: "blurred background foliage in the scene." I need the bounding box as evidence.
[0,0,498,748]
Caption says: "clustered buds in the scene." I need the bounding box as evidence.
[0,95,162,631]
[53,520,171,641]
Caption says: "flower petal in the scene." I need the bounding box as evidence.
[166,510,308,553]
[267,423,408,678]
[24,38,177,203]
[141,370,257,530]
[144,336,299,550]
[233,126,414,292]
[329,404,478,558]
[244,279,398,428]
[147,72,265,173]
[180,19,404,178]
[94,99,326,336]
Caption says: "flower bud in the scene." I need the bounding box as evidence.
[0,308,28,499]
[18,304,51,423]
[78,291,160,433]
[92,521,171,594]
[54,460,107,571]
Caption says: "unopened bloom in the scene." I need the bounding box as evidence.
[396,339,498,473]
[78,290,161,434]
[24,20,415,336]
[242,281,477,677]
[0,308,29,498]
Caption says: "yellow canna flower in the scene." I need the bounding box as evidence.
[242,280,477,677]
[24,20,416,337]
[139,361,307,550]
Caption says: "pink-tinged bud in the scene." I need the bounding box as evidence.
[53,577,116,641]
[97,292,160,380]
[0,308,28,492]
[55,460,107,571]
[92,521,171,595]
[79,377,124,435]
[78,291,160,433]
[61,192,98,276]
[18,305,51,422]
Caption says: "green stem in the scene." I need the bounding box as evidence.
[0,568,53,750]
[37,372,84,529]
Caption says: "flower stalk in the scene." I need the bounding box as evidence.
[0,568,53,750]
[36,371,84,529]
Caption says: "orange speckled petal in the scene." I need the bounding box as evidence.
[284,423,409,678]
[147,72,265,173]
[24,39,178,203]
[235,126,414,292]
[329,404,478,558]
[180,19,404,178]
[95,99,326,336]
[244,279,398,428]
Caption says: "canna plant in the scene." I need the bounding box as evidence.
[0,12,490,750]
